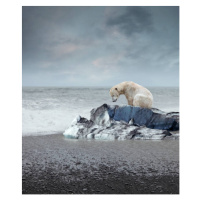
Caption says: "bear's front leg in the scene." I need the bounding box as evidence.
[127,98,133,106]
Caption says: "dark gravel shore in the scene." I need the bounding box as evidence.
[22,133,179,194]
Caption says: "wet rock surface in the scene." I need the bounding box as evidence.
[22,134,179,194]
[63,104,179,140]
[93,104,179,131]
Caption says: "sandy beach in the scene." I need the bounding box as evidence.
[22,133,179,194]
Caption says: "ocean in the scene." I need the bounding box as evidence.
[22,87,179,136]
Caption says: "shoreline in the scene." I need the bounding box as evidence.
[22,133,179,194]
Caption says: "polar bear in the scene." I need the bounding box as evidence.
[109,81,153,108]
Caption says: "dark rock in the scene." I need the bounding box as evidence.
[91,104,179,131]
[63,104,179,140]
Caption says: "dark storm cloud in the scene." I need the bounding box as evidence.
[22,6,179,87]
[106,7,153,36]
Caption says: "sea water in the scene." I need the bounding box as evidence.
[22,87,179,136]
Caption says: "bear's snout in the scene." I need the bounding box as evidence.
[112,97,117,102]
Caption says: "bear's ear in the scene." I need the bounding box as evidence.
[115,88,118,90]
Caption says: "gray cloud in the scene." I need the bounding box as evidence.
[22,6,179,87]
[106,7,153,36]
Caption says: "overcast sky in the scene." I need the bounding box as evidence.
[22,6,179,87]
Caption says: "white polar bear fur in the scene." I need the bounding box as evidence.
[109,81,153,108]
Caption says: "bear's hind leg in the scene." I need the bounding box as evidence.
[133,94,152,108]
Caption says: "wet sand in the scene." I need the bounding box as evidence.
[22,133,179,194]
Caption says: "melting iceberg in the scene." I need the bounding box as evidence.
[63,104,179,140]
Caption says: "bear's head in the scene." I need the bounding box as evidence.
[109,87,119,102]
